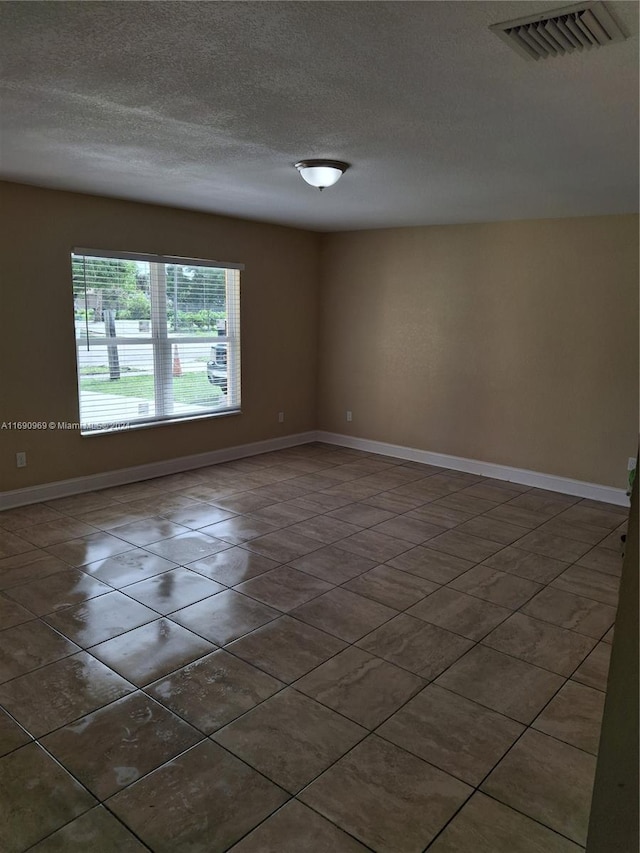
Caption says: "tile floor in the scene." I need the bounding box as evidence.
[0,442,627,852]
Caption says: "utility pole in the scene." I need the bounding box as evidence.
[104,308,120,380]
[174,265,179,331]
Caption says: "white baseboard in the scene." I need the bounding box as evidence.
[318,431,630,508]
[0,431,317,511]
[1,428,629,510]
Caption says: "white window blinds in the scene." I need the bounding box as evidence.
[72,249,242,434]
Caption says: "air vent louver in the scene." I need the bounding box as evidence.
[490,1,626,60]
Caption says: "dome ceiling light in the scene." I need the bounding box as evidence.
[295,159,349,191]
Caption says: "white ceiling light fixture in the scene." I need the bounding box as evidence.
[295,159,349,191]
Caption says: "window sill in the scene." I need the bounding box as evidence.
[80,407,242,436]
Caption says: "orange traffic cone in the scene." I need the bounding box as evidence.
[172,345,182,377]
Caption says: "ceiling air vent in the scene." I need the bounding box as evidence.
[490,1,626,60]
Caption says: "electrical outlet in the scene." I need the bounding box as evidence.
[346,411,352,422]
[278,411,285,423]
[628,457,637,471]
[16,451,27,468]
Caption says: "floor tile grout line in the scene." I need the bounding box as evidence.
[0,577,615,711]
[418,789,476,853]
[421,787,588,853]
[153,577,601,750]
[458,620,610,762]
[459,717,595,842]
[140,659,289,731]
[384,481,623,567]
[208,693,374,792]
[141,605,437,740]
[16,736,156,853]
[2,571,346,693]
[476,611,600,671]
[387,540,620,608]
[2,456,475,540]
[511,593,615,645]
[23,807,155,852]
[0,704,34,755]
[2,460,627,535]
[421,655,603,724]
[15,689,299,851]
[99,731,299,839]
[415,567,614,631]
[0,638,85,690]
[371,669,600,780]
[0,549,612,699]
[1,447,624,851]
[0,657,137,730]
[331,569,454,613]
[347,575,608,718]
[222,795,379,853]
[291,730,479,851]
[124,712,286,796]
[4,617,596,852]
[75,580,609,740]
[4,609,380,747]
[3,470,623,582]
[200,639,427,746]
[418,623,609,850]
[397,591,519,643]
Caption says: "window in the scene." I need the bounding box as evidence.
[72,249,242,434]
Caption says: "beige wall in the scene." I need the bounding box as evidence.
[1,184,637,495]
[317,216,639,488]
[0,182,320,491]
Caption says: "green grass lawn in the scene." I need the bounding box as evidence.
[79,365,141,375]
[81,372,223,405]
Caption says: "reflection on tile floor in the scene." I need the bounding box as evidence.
[0,442,627,851]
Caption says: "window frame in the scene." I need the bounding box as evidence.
[72,248,243,435]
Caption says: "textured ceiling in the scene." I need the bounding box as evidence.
[0,1,638,231]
